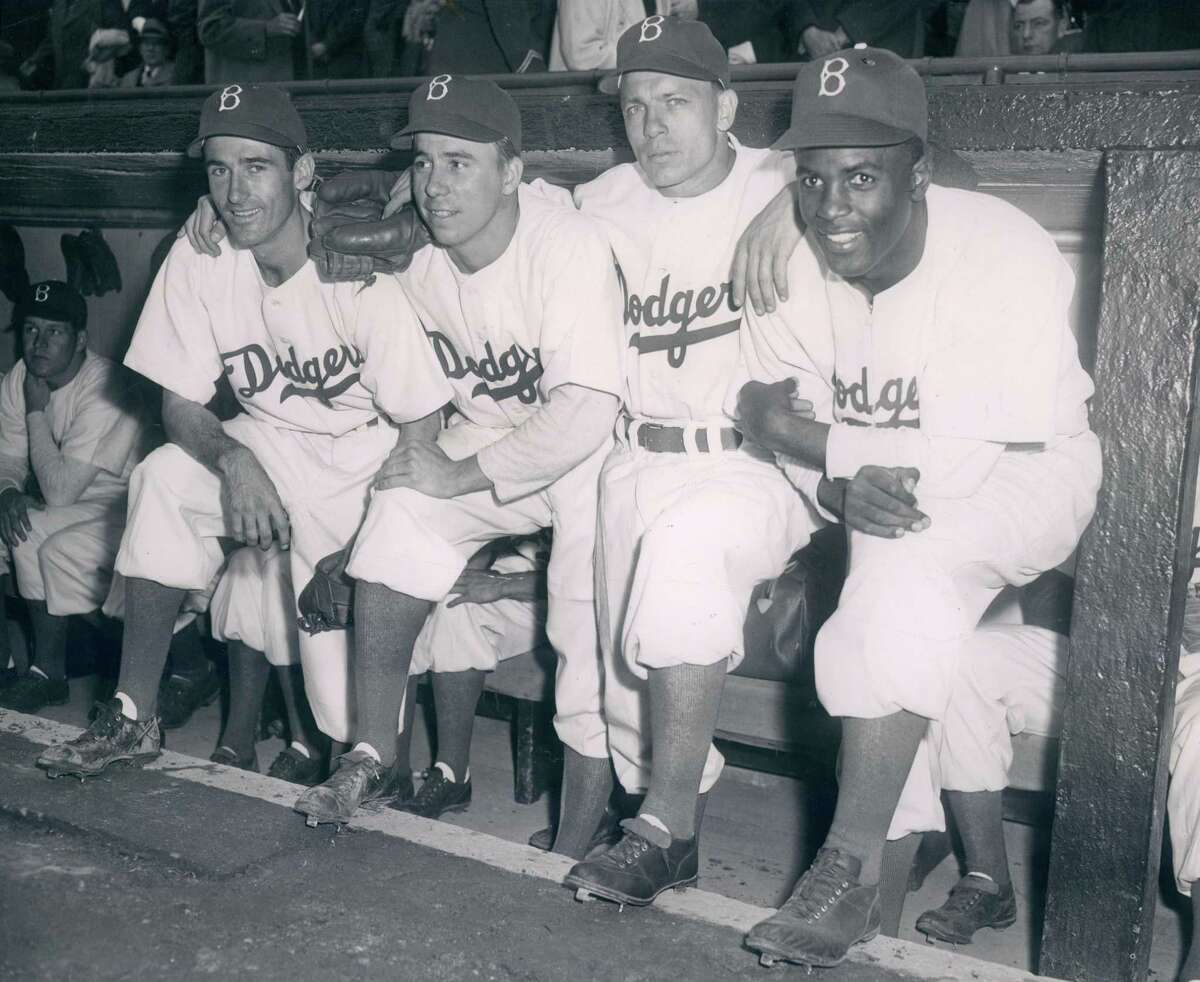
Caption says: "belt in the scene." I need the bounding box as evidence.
[625,417,743,454]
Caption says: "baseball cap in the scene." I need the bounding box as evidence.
[187,84,308,158]
[599,16,730,95]
[15,281,87,332]
[391,75,522,152]
[772,46,927,151]
[139,18,170,41]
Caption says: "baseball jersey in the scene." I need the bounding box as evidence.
[398,184,624,435]
[0,352,148,505]
[126,238,453,435]
[572,136,794,422]
[741,184,1095,498]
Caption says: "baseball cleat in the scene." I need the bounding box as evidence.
[267,746,324,786]
[293,750,412,828]
[0,672,70,713]
[563,828,698,908]
[157,666,221,730]
[390,764,470,819]
[744,847,880,969]
[209,745,258,772]
[528,803,622,855]
[915,874,1017,945]
[36,699,162,779]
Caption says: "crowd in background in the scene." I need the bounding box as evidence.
[1,0,1198,93]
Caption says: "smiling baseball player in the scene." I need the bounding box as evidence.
[733,48,1101,968]
[36,84,452,780]
[290,76,624,831]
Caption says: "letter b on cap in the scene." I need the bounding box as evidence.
[639,15,664,42]
[819,57,848,97]
[218,84,242,111]
[427,74,452,100]
[34,284,50,303]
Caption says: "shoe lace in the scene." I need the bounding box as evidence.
[269,749,305,777]
[941,879,990,914]
[780,851,856,922]
[328,753,381,793]
[602,831,654,869]
[74,702,125,744]
[409,769,449,807]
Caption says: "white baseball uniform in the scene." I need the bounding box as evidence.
[210,544,299,668]
[346,185,624,759]
[572,138,818,796]
[117,237,452,741]
[741,184,1103,834]
[410,534,549,676]
[0,352,149,616]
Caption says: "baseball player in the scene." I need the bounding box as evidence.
[0,280,149,714]
[732,47,1101,968]
[289,76,624,832]
[35,83,452,780]
[393,534,550,818]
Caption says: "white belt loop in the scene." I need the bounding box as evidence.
[705,422,725,455]
[681,421,701,455]
[627,417,644,452]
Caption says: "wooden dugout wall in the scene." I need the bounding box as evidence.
[3,58,1200,981]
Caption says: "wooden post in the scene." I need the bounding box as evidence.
[1040,150,1200,982]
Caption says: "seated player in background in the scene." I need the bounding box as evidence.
[0,281,148,714]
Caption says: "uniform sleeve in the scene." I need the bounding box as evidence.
[825,427,1006,498]
[0,366,30,494]
[534,218,624,400]
[351,276,454,424]
[58,361,147,478]
[551,0,622,70]
[198,0,270,61]
[123,239,227,406]
[524,178,578,209]
[476,383,617,502]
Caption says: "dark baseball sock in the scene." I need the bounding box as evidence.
[115,577,188,719]
[164,621,209,679]
[946,789,1010,887]
[431,668,484,782]
[878,832,923,937]
[217,641,269,760]
[1182,892,1200,982]
[0,577,12,670]
[638,661,726,843]
[392,676,420,781]
[27,601,67,680]
[822,709,928,885]
[352,581,431,766]
[552,747,614,859]
[277,663,322,754]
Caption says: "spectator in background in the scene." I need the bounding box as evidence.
[0,42,21,91]
[363,0,402,77]
[690,0,803,64]
[197,0,303,83]
[168,0,203,83]
[119,18,176,85]
[549,1,668,72]
[955,0,1012,56]
[403,0,554,75]
[20,0,109,90]
[1011,0,1081,54]
[793,0,927,59]
[306,0,368,79]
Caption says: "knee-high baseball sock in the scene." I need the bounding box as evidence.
[878,832,923,937]
[277,663,322,754]
[0,577,12,670]
[353,581,431,766]
[392,676,420,780]
[432,668,484,781]
[823,710,928,885]
[116,578,188,719]
[638,661,726,843]
[218,641,269,758]
[164,621,209,679]
[553,747,614,859]
[946,789,1010,886]
[1182,892,1200,982]
[27,601,67,681]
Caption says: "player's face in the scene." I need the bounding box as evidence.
[619,73,737,198]
[411,133,521,266]
[23,316,84,384]
[204,137,301,251]
[793,144,930,294]
[1011,0,1065,55]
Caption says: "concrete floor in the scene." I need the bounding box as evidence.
[16,670,1190,981]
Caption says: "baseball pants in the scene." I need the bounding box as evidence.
[114,413,396,742]
[209,545,300,668]
[596,427,816,796]
[10,496,126,616]
[347,418,607,759]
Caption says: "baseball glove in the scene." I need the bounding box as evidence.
[309,170,431,283]
[297,546,355,635]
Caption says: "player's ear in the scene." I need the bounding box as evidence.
[910,149,932,202]
[715,86,738,133]
[292,152,316,192]
[74,327,88,355]
[500,154,524,196]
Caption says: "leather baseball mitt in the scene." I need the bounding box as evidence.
[308,170,431,283]
[297,546,355,635]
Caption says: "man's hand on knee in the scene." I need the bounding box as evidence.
[837,466,930,538]
[218,446,291,550]
[374,440,486,498]
[0,488,43,547]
